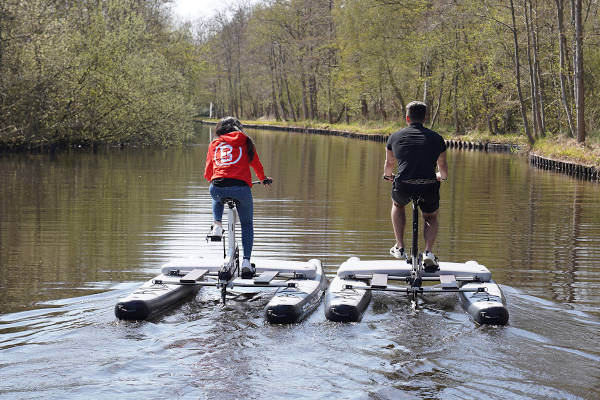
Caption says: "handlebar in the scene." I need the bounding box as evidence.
[252,178,273,185]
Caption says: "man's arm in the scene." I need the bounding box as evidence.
[384,148,396,179]
[436,151,448,181]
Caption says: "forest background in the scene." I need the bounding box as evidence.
[1,0,599,166]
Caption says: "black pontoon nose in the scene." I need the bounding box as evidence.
[115,301,150,320]
[476,306,509,325]
[265,305,301,324]
[325,304,362,323]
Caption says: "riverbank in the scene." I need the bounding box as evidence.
[200,119,599,181]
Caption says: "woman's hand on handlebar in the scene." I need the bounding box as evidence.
[251,177,273,185]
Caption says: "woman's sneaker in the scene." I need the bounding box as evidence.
[210,225,223,236]
[206,225,223,242]
[422,251,439,272]
[241,258,255,279]
[390,245,408,261]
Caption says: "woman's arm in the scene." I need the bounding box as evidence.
[249,150,266,182]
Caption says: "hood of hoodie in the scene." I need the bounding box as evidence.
[215,131,246,146]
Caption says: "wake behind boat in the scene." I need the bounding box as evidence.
[115,257,327,323]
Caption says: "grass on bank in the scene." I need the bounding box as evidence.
[202,118,599,169]
[531,136,600,168]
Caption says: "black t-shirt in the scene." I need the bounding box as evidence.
[386,122,446,180]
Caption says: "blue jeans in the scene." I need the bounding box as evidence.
[209,184,254,260]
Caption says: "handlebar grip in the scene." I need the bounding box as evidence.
[251,178,273,185]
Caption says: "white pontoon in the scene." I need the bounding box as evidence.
[325,257,509,325]
[115,181,327,324]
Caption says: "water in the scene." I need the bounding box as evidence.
[1,125,599,399]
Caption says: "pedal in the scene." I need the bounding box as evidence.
[410,276,422,288]
[218,268,232,281]
[424,264,439,273]
[206,234,222,242]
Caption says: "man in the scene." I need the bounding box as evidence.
[383,101,448,270]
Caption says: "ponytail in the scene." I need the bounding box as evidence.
[246,137,256,161]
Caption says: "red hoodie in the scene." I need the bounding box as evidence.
[204,131,266,187]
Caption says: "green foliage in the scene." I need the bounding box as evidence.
[0,0,201,149]
[193,0,600,150]
[2,0,599,151]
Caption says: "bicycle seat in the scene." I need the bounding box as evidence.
[401,178,438,185]
[398,179,438,204]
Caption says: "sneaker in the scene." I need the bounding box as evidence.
[210,225,223,236]
[241,258,255,279]
[390,245,407,260]
[422,251,439,273]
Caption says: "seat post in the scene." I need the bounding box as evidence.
[411,197,419,265]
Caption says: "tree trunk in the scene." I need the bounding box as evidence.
[268,47,281,120]
[383,59,406,118]
[430,72,444,130]
[283,71,297,122]
[300,67,309,120]
[309,71,317,120]
[555,0,575,137]
[530,2,545,136]
[523,0,539,139]
[509,0,535,145]
[452,66,460,134]
[422,59,430,105]
[574,0,585,143]
[361,96,368,119]
[526,0,545,137]
[275,50,289,120]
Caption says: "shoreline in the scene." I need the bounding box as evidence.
[201,120,599,182]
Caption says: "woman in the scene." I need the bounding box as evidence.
[204,116,271,276]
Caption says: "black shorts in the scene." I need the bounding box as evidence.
[391,180,440,214]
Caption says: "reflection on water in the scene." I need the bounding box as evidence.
[1,125,599,399]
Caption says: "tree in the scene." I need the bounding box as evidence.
[574,0,585,143]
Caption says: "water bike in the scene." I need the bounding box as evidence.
[325,178,509,325]
[115,179,327,323]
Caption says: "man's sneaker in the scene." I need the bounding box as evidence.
[390,245,407,261]
[241,258,255,279]
[422,251,439,273]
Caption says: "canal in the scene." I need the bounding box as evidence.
[1,124,599,399]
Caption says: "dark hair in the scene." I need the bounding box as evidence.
[215,116,243,135]
[246,137,256,161]
[215,116,255,161]
[406,101,427,122]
